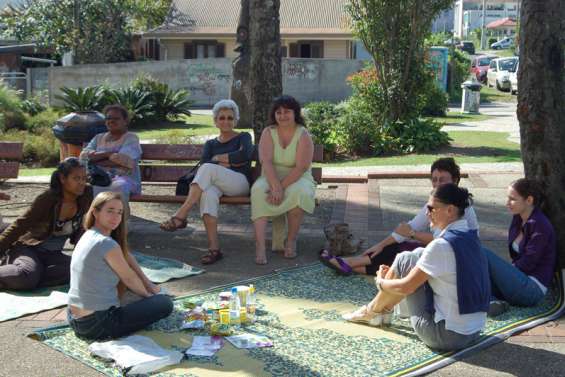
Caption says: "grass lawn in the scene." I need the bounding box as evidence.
[134,114,215,140]
[480,86,517,103]
[426,111,492,125]
[317,131,520,167]
[19,167,55,176]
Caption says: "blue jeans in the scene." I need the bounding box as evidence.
[68,294,173,341]
[484,247,545,307]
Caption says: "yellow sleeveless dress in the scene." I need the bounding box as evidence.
[250,126,316,220]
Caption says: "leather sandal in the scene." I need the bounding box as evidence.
[201,249,223,265]
[160,216,188,232]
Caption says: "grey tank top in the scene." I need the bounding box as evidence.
[67,228,121,311]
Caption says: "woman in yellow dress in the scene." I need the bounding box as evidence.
[251,96,316,264]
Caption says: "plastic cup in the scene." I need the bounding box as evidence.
[219,309,230,325]
[234,285,250,306]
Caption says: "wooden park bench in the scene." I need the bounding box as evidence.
[0,142,23,180]
[130,143,324,204]
[130,143,324,249]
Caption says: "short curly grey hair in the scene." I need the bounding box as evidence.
[212,99,240,121]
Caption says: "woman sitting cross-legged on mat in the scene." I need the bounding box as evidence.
[67,192,173,341]
[343,184,490,352]
[0,158,92,290]
[320,157,479,275]
[159,99,253,264]
[484,178,556,314]
[250,95,316,264]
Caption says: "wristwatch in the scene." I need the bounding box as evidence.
[409,229,416,239]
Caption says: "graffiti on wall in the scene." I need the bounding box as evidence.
[186,63,231,99]
[285,61,318,80]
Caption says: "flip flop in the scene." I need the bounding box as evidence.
[318,249,353,276]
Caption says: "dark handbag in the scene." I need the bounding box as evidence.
[175,162,201,196]
[87,162,112,187]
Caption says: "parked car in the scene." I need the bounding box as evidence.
[456,41,475,55]
[509,61,519,94]
[491,37,515,50]
[487,57,518,91]
[470,55,498,83]
[443,37,460,46]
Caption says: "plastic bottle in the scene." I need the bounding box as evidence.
[247,284,256,323]
[229,287,241,327]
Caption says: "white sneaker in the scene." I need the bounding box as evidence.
[342,305,393,327]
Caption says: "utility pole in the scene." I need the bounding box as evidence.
[480,0,487,50]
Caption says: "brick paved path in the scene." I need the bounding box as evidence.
[5,174,565,376]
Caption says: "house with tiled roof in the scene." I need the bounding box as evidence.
[142,0,368,61]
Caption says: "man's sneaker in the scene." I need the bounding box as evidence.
[342,305,393,326]
[488,299,510,317]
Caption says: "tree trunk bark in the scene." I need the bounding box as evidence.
[248,0,282,143]
[518,0,565,267]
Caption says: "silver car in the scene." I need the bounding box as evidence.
[487,57,518,91]
[509,61,519,95]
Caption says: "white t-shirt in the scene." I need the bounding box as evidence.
[392,205,479,243]
[416,219,486,335]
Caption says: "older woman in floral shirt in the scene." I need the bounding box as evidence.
[80,104,142,202]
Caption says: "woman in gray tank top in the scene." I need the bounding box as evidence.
[67,192,173,340]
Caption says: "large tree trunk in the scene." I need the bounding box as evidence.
[518,0,565,267]
[248,0,282,143]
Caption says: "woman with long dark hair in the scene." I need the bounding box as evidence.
[0,158,92,290]
[485,178,556,311]
[68,191,173,340]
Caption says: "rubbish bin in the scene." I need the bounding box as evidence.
[52,111,107,160]
[460,80,482,114]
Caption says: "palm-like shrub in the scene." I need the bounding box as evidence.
[132,74,192,119]
[55,86,106,112]
[0,83,26,130]
[153,87,192,119]
[105,87,154,123]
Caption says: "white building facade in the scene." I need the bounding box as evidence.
[453,0,520,38]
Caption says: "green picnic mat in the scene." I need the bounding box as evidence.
[0,286,68,322]
[0,253,203,323]
[133,252,204,283]
[30,264,562,376]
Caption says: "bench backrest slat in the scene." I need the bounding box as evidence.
[140,144,324,163]
[0,142,24,160]
[0,161,20,179]
[140,144,204,161]
[138,143,324,185]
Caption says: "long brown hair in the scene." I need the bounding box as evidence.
[83,191,129,258]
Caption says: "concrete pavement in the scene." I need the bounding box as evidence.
[444,101,520,144]
[1,169,564,377]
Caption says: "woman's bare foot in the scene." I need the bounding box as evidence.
[255,245,268,265]
[284,240,297,259]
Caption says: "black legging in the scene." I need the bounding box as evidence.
[0,245,71,290]
[365,241,422,275]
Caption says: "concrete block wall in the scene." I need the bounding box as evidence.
[42,58,364,108]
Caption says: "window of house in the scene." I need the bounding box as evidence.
[288,41,324,58]
[184,41,226,59]
[347,40,357,59]
[145,39,160,60]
